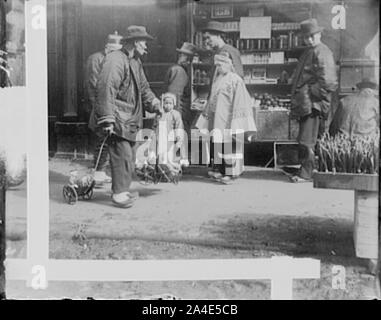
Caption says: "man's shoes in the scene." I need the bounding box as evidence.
[281,166,300,176]
[207,170,223,179]
[111,191,137,208]
[94,171,112,186]
[289,175,312,183]
[126,191,139,201]
[180,159,190,167]
[217,175,234,185]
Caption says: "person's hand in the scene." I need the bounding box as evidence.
[201,111,209,119]
[103,123,115,136]
[152,98,163,116]
[175,137,183,148]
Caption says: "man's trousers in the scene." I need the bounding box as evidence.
[297,114,320,180]
[211,139,244,177]
[108,136,136,194]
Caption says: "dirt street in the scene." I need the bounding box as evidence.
[4,159,380,299]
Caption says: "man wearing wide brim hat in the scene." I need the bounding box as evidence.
[86,31,123,186]
[288,18,338,182]
[299,18,324,37]
[164,42,198,142]
[122,25,155,42]
[176,42,198,56]
[201,20,244,79]
[95,25,162,208]
[329,77,379,137]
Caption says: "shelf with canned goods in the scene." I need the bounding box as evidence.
[244,83,292,87]
[192,62,213,68]
[242,62,298,67]
[240,47,307,54]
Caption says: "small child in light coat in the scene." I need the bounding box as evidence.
[135,93,188,181]
[154,92,188,168]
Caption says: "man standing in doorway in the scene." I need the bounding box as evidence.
[164,42,197,136]
[86,31,123,186]
[95,25,162,208]
[289,18,338,182]
[202,20,244,79]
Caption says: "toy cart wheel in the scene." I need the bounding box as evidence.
[138,170,154,185]
[63,185,78,205]
[172,175,179,185]
[83,188,94,200]
[136,167,152,185]
[139,175,154,186]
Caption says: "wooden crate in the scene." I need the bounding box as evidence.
[253,108,290,141]
[274,141,300,168]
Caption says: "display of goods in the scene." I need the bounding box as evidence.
[252,92,291,110]
[193,69,211,85]
[316,133,379,174]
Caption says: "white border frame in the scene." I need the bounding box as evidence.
[5,0,320,300]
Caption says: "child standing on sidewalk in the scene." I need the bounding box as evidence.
[135,92,188,174]
[155,92,189,168]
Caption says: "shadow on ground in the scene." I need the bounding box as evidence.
[239,169,289,182]
[201,212,361,266]
[181,167,290,183]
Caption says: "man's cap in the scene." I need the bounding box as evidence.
[201,21,226,34]
[123,25,154,41]
[176,42,198,56]
[299,18,324,36]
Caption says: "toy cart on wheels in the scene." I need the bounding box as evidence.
[62,136,108,205]
[63,179,96,205]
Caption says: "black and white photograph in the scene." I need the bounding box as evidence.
[1,0,380,301]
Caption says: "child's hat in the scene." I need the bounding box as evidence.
[162,92,177,106]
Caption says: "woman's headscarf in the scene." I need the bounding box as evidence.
[214,53,233,67]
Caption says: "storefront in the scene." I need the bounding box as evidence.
[47,0,190,156]
[47,0,379,161]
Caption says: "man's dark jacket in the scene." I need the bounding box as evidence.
[95,47,157,142]
[290,42,338,120]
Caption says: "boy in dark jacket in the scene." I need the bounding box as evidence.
[289,18,338,182]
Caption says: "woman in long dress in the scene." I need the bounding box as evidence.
[204,53,257,184]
